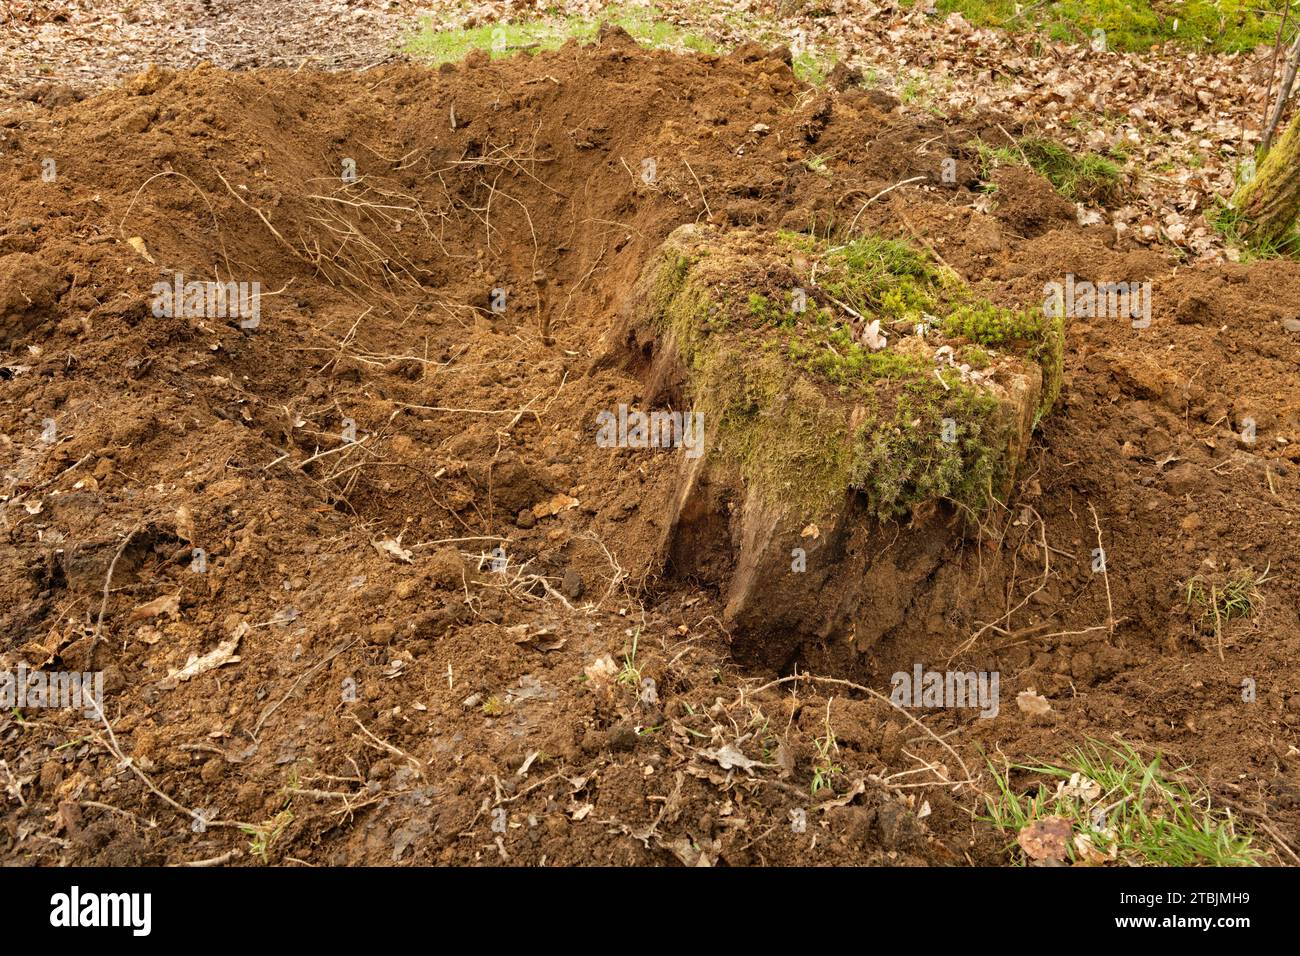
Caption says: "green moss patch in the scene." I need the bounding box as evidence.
[634,226,1063,519]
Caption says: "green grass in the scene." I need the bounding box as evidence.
[404,1,840,85]
[792,48,840,85]
[1209,196,1300,260]
[404,6,717,63]
[810,705,843,795]
[972,135,1123,204]
[905,0,1289,53]
[985,740,1266,866]
[803,153,831,177]
[617,629,643,688]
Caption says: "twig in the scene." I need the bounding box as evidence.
[1261,17,1300,156]
[87,524,140,660]
[252,637,357,740]
[171,848,244,867]
[683,159,713,220]
[1088,502,1116,638]
[847,176,927,233]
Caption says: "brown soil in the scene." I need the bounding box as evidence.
[1,32,1298,866]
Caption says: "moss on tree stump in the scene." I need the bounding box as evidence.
[610,224,1064,660]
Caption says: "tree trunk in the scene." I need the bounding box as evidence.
[1261,32,1300,155]
[1234,111,1300,246]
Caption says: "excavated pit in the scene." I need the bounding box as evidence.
[5,32,1299,867]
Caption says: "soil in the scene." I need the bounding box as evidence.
[1,31,1298,866]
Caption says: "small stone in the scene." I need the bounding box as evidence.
[515,508,535,529]
[562,567,584,600]
[395,580,418,600]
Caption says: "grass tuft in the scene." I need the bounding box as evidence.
[404,6,717,63]
[985,740,1267,866]
[972,136,1123,205]
[1184,565,1273,651]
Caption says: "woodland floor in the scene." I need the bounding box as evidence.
[0,2,1297,866]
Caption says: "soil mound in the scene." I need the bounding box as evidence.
[2,37,1298,866]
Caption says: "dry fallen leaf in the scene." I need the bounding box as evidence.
[532,493,580,519]
[509,625,566,653]
[861,318,888,351]
[373,536,412,563]
[1072,831,1108,865]
[700,742,765,774]
[1018,815,1073,862]
[126,235,155,263]
[1059,771,1102,802]
[175,504,196,543]
[583,654,618,687]
[127,593,180,624]
[159,622,245,688]
[1016,688,1053,715]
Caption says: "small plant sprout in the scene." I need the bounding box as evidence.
[810,700,842,795]
[617,628,642,689]
[803,153,830,177]
[1184,566,1273,658]
[243,809,294,862]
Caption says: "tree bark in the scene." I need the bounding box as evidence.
[1261,31,1300,156]
[1234,111,1300,246]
